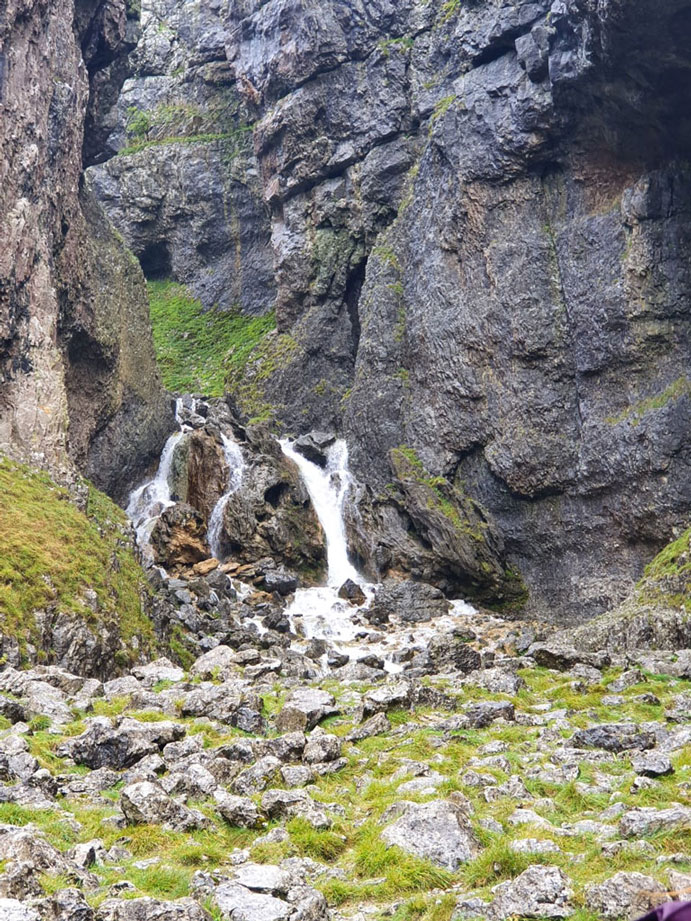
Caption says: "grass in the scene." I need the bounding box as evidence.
[0,457,155,664]
[147,280,276,397]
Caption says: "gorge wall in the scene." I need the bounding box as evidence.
[6,0,689,624]
[0,0,173,499]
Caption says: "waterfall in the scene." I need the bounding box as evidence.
[279,439,361,587]
[207,434,245,560]
[126,421,182,560]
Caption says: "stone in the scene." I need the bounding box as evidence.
[345,713,391,742]
[488,866,573,919]
[57,718,185,770]
[261,789,332,830]
[585,872,667,920]
[213,884,291,921]
[293,433,336,467]
[214,791,263,829]
[302,730,341,764]
[0,900,40,921]
[338,580,367,606]
[571,723,656,752]
[262,569,299,597]
[190,647,237,680]
[467,668,525,695]
[630,752,674,777]
[232,757,282,796]
[120,781,209,831]
[509,838,561,855]
[96,898,209,920]
[368,581,449,625]
[619,805,691,838]
[381,800,478,870]
[275,689,338,732]
[150,503,210,569]
[131,659,186,685]
[463,700,515,728]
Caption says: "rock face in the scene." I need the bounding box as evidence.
[87,0,275,315]
[88,0,691,621]
[0,0,173,498]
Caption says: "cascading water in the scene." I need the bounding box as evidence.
[279,439,360,587]
[126,398,185,561]
[207,434,245,560]
[279,438,478,672]
[279,438,372,646]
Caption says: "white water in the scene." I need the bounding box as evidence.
[279,438,478,672]
[279,439,361,587]
[207,434,246,560]
[126,399,186,560]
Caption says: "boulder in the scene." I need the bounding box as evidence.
[120,781,209,831]
[381,800,478,870]
[293,433,336,467]
[338,579,366,606]
[150,503,210,569]
[57,718,185,770]
[630,752,674,777]
[488,866,573,919]
[214,791,263,829]
[96,898,210,920]
[619,805,691,837]
[261,789,332,829]
[585,872,666,920]
[571,724,656,752]
[368,581,449,625]
[275,688,338,732]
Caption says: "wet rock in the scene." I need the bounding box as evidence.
[585,872,666,919]
[368,581,449,625]
[338,580,366,606]
[571,724,656,752]
[150,503,210,569]
[121,781,209,831]
[381,800,479,870]
[262,569,299,597]
[293,433,336,468]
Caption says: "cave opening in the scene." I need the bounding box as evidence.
[139,242,172,280]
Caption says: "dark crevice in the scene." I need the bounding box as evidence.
[344,258,367,357]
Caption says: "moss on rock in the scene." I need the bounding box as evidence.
[0,456,156,671]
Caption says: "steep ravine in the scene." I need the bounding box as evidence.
[87,0,691,622]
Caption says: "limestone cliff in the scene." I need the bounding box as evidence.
[0,0,173,499]
[90,0,691,621]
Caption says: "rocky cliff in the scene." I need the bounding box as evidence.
[90,0,690,621]
[0,0,173,498]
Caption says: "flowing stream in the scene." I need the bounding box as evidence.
[207,434,246,560]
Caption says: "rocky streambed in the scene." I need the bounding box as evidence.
[0,609,688,921]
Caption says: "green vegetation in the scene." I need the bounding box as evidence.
[120,101,253,158]
[606,376,691,426]
[635,526,691,613]
[147,280,276,397]
[0,457,154,663]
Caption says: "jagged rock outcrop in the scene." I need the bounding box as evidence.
[91,0,691,620]
[0,0,173,498]
[87,0,275,313]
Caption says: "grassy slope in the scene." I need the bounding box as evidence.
[0,457,154,663]
[148,280,276,398]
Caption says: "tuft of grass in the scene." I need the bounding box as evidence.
[147,280,276,397]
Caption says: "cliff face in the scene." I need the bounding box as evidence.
[0,0,173,499]
[90,0,691,620]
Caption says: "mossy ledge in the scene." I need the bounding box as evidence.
[0,457,156,674]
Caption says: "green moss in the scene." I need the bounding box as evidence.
[606,376,691,426]
[431,94,456,122]
[147,280,276,397]
[635,527,691,613]
[0,457,155,664]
